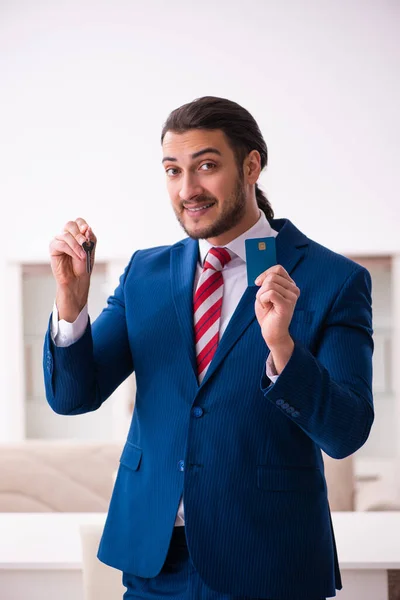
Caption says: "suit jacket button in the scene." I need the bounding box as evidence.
[276,399,284,406]
[281,402,289,409]
[192,407,204,418]
[178,460,185,472]
[286,407,295,414]
[292,411,300,418]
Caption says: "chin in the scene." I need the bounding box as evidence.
[185,227,210,240]
[178,216,209,239]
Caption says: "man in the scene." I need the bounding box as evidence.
[43,96,374,600]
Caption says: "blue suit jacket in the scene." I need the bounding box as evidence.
[43,219,374,600]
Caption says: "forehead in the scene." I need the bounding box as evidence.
[162,129,233,160]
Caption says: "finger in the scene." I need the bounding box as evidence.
[255,265,294,286]
[255,265,293,285]
[55,233,86,260]
[50,238,84,261]
[85,226,97,245]
[258,289,292,308]
[256,281,299,303]
[75,217,89,236]
[63,220,87,247]
[258,272,299,294]
[257,286,298,307]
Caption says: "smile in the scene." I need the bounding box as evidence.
[185,203,215,213]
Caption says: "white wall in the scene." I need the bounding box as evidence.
[0,0,399,260]
[0,0,399,443]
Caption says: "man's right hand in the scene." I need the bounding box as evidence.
[49,218,97,322]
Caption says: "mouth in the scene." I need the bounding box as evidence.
[184,202,216,217]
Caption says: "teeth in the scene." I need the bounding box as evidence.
[187,204,213,212]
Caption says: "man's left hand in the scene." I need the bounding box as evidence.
[254,265,300,374]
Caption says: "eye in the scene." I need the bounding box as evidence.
[199,162,216,171]
[165,167,180,177]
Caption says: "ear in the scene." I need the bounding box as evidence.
[243,150,261,184]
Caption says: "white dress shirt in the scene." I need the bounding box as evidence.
[51,210,279,526]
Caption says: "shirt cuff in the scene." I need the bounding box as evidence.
[266,354,279,384]
[51,301,89,347]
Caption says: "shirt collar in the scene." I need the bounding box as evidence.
[198,211,275,266]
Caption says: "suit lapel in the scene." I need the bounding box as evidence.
[170,239,199,384]
[273,218,309,278]
[200,285,258,386]
[200,219,309,387]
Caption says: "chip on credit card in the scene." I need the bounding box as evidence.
[245,237,277,286]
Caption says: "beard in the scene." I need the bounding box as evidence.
[175,176,247,240]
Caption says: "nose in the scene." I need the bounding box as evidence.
[178,172,203,202]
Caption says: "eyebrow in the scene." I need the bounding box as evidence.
[162,147,222,164]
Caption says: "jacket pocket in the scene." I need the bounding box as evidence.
[257,466,324,492]
[120,441,143,472]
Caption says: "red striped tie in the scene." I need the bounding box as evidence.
[194,247,233,383]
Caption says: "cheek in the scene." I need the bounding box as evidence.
[208,174,235,200]
[202,180,223,201]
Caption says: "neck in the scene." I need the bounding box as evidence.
[206,207,261,247]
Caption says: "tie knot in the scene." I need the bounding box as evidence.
[204,247,233,272]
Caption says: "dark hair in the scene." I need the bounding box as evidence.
[161,96,274,221]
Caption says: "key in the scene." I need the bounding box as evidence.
[82,240,95,274]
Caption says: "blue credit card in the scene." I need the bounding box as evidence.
[245,237,277,286]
